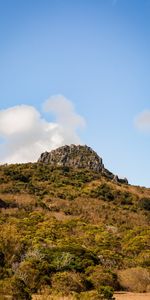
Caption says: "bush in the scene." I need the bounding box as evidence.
[15,260,41,292]
[0,278,12,296]
[90,184,114,201]
[117,267,150,292]
[11,276,32,300]
[119,191,134,205]
[98,286,115,300]
[139,197,150,211]
[42,246,98,272]
[51,271,86,295]
[87,266,118,290]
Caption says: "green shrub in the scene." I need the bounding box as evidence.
[139,197,150,211]
[90,184,114,201]
[40,246,98,272]
[118,191,134,205]
[98,286,115,299]
[51,271,86,295]
[87,265,118,290]
[11,276,32,300]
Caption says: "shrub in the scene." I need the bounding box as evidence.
[117,267,150,292]
[15,260,41,292]
[51,271,86,295]
[98,286,115,300]
[0,278,12,296]
[139,197,150,211]
[42,246,98,272]
[87,265,118,290]
[119,191,134,205]
[11,276,32,300]
[90,184,114,201]
[137,250,150,267]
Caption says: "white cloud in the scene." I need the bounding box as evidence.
[0,95,86,164]
[134,110,150,132]
[0,105,40,136]
[44,95,85,143]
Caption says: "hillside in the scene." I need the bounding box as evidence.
[0,145,150,299]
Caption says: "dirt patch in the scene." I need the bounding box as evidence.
[115,292,150,300]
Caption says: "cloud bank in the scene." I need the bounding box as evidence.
[0,95,85,164]
[134,110,150,132]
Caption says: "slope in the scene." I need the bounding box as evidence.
[0,156,150,299]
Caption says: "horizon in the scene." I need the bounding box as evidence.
[1,0,150,187]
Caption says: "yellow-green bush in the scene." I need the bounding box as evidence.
[51,271,86,295]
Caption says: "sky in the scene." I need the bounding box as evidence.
[0,0,150,187]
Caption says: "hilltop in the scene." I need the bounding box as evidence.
[0,145,150,299]
[38,144,128,184]
[38,145,104,172]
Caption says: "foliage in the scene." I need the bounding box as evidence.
[86,265,118,290]
[51,271,86,295]
[90,184,114,201]
[98,286,115,299]
[11,276,32,300]
[0,162,149,298]
[139,197,150,211]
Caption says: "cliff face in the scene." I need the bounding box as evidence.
[38,144,128,184]
[38,144,104,172]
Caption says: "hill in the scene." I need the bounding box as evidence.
[0,145,150,299]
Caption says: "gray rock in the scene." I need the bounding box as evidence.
[38,144,104,172]
[38,144,128,184]
[113,175,128,184]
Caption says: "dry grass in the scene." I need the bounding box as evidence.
[0,193,36,206]
[117,268,150,292]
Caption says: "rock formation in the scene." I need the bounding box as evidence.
[38,145,104,171]
[38,144,128,184]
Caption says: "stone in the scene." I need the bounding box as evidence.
[113,175,128,184]
[38,144,128,184]
[38,144,104,172]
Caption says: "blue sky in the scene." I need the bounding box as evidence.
[0,0,150,186]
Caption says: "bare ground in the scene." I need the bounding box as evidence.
[115,292,150,300]
[32,293,150,300]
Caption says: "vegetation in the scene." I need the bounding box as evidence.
[0,162,150,299]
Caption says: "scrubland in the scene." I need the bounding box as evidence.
[0,163,150,299]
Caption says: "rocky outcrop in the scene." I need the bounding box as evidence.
[38,144,128,184]
[38,145,104,172]
[113,175,128,184]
